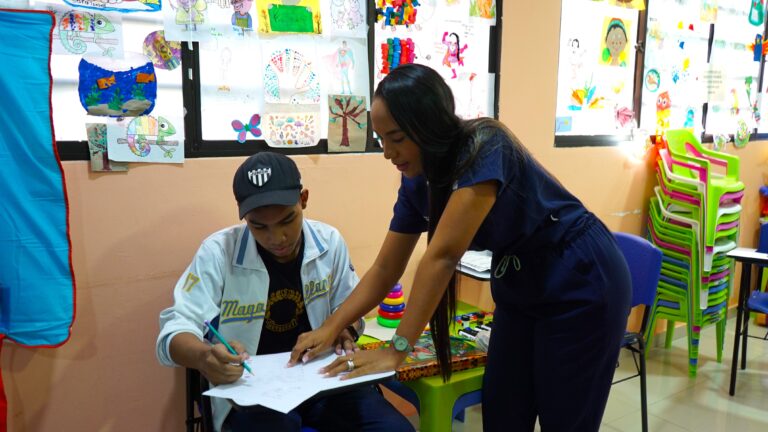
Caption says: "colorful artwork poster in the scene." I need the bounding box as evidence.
[62,0,161,13]
[86,123,128,172]
[328,95,367,152]
[328,0,366,37]
[256,0,322,34]
[599,16,632,67]
[106,115,184,163]
[262,39,321,104]
[48,5,124,58]
[320,37,370,100]
[78,53,157,117]
[555,0,639,136]
[163,0,212,42]
[263,112,319,147]
[142,30,181,70]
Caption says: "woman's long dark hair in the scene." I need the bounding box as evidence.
[374,63,530,381]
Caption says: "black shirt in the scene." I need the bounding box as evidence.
[256,236,312,355]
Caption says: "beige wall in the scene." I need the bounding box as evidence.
[4,1,768,431]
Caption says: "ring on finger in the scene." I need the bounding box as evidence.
[346,359,355,372]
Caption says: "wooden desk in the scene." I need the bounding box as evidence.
[726,247,768,396]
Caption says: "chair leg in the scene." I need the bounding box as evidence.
[638,337,648,432]
[741,309,749,370]
[665,320,675,349]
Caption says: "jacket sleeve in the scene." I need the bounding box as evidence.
[327,228,360,314]
[156,239,226,367]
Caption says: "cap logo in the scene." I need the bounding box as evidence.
[248,168,271,187]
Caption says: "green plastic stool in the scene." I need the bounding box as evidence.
[402,367,485,432]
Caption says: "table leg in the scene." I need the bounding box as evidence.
[741,265,750,370]
[729,261,750,396]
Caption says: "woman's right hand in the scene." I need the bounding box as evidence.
[287,325,338,366]
[197,341,249,385]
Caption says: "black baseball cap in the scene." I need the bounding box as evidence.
[233,152,302,219]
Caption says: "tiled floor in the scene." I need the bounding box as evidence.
[404,318,768,431]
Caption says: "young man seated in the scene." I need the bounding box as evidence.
[156,152,414,432]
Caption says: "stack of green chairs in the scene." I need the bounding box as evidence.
[644,129,744,376]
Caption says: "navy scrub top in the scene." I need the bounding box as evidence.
[389,130,589,255]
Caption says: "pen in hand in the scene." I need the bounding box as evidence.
[204,320,253,375]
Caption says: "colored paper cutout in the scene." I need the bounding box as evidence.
[263,112,319,147]
[78,54,157,117]
[232,114,262,143]
[143,30,181,70]
[555,116,573,133]
[86,123,128,172]
[231,0,254,35]
[257,0,322,34]
[376,0,421,29]
[328,95,367,153]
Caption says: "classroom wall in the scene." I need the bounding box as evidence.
[4,1,768,431]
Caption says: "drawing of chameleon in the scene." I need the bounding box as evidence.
[58,10,116,56]
[118,115,179,158]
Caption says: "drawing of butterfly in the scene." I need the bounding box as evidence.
[231,114,262,143]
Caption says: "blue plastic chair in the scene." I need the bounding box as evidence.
[612,232,663,432]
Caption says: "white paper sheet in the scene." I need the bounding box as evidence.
[203,352,395,413]
[362,317,398,341]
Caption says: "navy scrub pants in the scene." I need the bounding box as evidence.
[225,384,414,432]
[482,218,631,431]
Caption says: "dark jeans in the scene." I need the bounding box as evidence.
[225,384,415,432]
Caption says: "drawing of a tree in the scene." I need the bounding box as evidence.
[328,96,366,147]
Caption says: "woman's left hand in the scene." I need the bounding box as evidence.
[321,348,408,380]
[334,327,358,356]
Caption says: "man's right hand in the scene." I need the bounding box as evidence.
[287,326,338,366]
[198,341,249,385]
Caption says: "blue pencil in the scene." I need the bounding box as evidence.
[204,320,253,374]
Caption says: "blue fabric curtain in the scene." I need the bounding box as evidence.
[0,9,74,347]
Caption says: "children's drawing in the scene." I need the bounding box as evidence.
[263,113,319,148]
[607,0,645,10]
[468,0,494,19]
[143,30,181,70]
[644,68,660,92]
[173,0,207,31]
[655,90,671,134]
[263,48,320,104]
[78,54,157,117]
[231,0,254,35]
[329,0,365,37]
[614,106,635,128]
[566,37,586,82]
[86,123,127,172]
[232,114,262,143]
[219,47,233,92]
[62,0,161,13]
[107,115,184,163]
[745,76,761,124]
[328,95,367,152]
[442,31,468,79]
[748,33,768,61]
[749,0,764,25]
[700,0,718,22]
[257,0,322,34]
[380,37,415,75]
[335,40,355,94]
[600,17,630,67]
[51,8,122,57]
[376,0,421,29]
[568,78,604,110]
